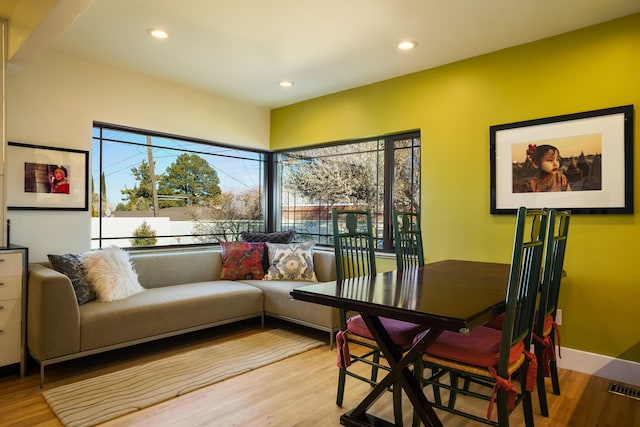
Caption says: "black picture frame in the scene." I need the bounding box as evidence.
[6,142,89,211]
[490,105,634,214]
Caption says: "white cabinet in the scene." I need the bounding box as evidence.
[0,247,28,376]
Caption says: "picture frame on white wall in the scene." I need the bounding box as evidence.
[6,142,89,211]
[490,105,634,214]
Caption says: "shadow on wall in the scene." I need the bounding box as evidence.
[617,341,640,363]
[593,341,640,387]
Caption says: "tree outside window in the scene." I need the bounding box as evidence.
[276,132,420,250]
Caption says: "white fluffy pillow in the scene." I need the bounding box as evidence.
[82,247,144,302]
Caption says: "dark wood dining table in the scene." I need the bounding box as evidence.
[290,259,511,427]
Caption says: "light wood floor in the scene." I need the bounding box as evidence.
[0,320,638,427]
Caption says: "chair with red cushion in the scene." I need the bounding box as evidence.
[483,210,571,416]
[412,207,549,427]
[392,209,450,405]
[533,209,570,416]
[332,208,427,426]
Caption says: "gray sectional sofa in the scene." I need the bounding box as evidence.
[27,247,339,388]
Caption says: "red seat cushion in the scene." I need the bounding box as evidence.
[346,315,427,346]
[484,313,504,330]
[486,312,554,333]
[484,313,555,336]
[424,326,524,368]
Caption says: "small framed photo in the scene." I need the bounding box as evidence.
[490,105,634,214]
[6,142,89,211]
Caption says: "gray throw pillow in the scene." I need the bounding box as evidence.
[241,230,296,243]
[47,253,96,305]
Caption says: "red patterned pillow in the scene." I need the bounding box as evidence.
[220,242,266,280]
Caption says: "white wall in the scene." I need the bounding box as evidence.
[1,20,6,247]
[5,50,270,262]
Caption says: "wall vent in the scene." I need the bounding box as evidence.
[608,383,640,400]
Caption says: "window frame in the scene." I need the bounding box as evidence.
[91,123,420,252]
[273,130,421,252]
[92,122,270,249]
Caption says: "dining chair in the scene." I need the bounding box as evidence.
[393,210,425,269]
[392,209,445,405]
[412,207,549,427]
[483,209,571,416]
[331,208,427,426]
[533,209,571,416]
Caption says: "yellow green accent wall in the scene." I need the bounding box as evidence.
[271,13,640,362]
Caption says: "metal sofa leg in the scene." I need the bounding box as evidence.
[39,363,45,391]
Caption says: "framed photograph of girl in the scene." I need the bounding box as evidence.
[490,105,634,214]
[6,142,89,211]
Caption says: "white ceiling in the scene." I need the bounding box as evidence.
[13,0,640,108]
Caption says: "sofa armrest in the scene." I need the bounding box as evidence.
[313,250,337,282]
[27,264,81,361]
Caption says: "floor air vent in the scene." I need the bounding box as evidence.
[608,383,640,400]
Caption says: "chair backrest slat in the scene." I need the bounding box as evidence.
[393,210,424,270]
[499,207,549,375]
[536,210,571,337]
[331,208,377,281]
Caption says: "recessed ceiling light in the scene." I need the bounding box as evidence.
[147,28,169,39]
[398,40,418,50]
[279,80,294,88]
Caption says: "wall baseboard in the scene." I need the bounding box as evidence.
[557,347,640,387]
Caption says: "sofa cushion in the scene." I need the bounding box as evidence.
[220,242,266,280]
[47,253,96,305]
[79,281,264,351]
[242,231,296,271]
[130,250,222,288]
[263,242,318,282]
[241,279,339,330]
[82,247,144,302]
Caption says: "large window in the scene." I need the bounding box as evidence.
[92,123,267,248]
[275,131,420,250]
[92,125,420,251]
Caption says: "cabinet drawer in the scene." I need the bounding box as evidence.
[0,320,21,366]
[0,298,20,324]
[0,276,22,300]
[0,253,23,276]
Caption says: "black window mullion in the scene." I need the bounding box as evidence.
[383,137,395,250]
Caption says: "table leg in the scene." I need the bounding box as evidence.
[340,314,443,427]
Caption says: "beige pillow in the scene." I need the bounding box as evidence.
[263,242,318,282]
[82,247,144,302]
